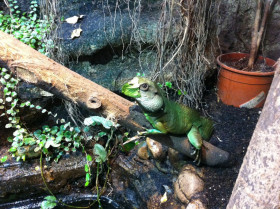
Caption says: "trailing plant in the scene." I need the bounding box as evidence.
[0,67,136,208]
[0,0,52,54]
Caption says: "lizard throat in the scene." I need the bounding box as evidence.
[136,94,164,113]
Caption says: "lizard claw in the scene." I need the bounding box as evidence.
[190,145,201,166]
[193,149,201,166]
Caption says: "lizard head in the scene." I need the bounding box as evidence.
[122,77,164,112]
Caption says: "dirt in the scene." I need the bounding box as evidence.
[224,56,274,72]
[201,89,260,208]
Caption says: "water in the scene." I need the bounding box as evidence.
[0,194,122,209]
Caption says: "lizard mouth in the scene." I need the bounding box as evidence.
[121,82,141,98]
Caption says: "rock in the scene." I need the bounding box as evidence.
[137,141,150,160]
[168,148,188,170]
[68,50,156,90]
[112,153,176,209]
[174,165,205,204]
[186,199,207,209]
[146,137,167,161]
[59,0,164,57]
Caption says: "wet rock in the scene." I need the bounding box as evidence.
[174,165,205,204]
[146,137,167,161]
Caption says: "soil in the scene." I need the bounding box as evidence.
[201,89,260,208]
[224,56,274,72]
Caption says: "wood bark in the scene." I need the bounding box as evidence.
[227,59,280,208]
[248,0,271,69]
[0,31,230,166]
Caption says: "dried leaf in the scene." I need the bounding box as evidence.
[160,192,168,204]
[65,15,85,24]
[65,16,79,24]
[71,28,83,39]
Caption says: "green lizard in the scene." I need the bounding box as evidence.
[122,77,214,165]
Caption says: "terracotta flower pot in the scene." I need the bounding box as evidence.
[217,53,275,108]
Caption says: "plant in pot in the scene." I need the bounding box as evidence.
[216,0,276,108]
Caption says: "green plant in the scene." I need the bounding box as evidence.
[157,81,187,96]
[41,196,57,209]
[0,67,129,208]
[0,0,52,54]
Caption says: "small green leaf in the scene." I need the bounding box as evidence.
[64,131,72,139]
[20,102,26,107]
[86,154,92,162]
[74,127,81,133]
[165,81,172,89]
[41,196,57,209]
[5,123,13,128]
[42,125,50,132]
[11,91,17,97]
[6,97,12,102]
[93,144,107,163]
[85,181,89,187]
[7,136,13,142]
[84,116,117,129]
[84,164,89,172]
[4,74,10,80]
[9,147,17,153]
[1,156,8,163]
[34,129,42,137]
[83,126,90,132]
[85,173,90,182]
[45,195,57,202]
[177,89,182,95]
[50,126,58,135]
[97,132,107,138]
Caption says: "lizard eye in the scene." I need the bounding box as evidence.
[140,83,149,91]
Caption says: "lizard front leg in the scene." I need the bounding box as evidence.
[138,120,168,136]
[187,126,203,165]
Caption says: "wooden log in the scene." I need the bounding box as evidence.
[0,31,230,166]
[227,59,280,208]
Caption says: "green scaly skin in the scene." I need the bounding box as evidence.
[122,77,214,165]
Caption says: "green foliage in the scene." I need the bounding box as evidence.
[136,72,145,77]
[0,67,125,208]
[121,132,139,152]
[0,0,51,54]
[93,144,107,163]
[0,156,8,163]
[41,196,57,209]
[158,81,187,96]
[84,116,119,130]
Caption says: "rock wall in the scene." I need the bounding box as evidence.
[217,0,280,60]
[54,0,280,90]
